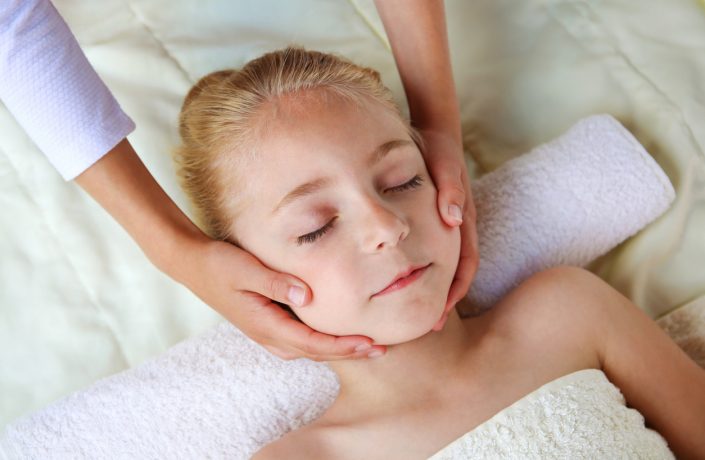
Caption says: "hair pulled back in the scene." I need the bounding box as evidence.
[175,46,419,242]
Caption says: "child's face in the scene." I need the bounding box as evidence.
[231,92,461,345]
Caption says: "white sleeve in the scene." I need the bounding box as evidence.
[0,0,136,180]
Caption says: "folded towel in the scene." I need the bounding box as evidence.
[0,114,676,460]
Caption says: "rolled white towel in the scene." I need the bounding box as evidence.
[463,113,675,314]
[0,114,675,460]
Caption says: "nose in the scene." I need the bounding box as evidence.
[360,198,410,253]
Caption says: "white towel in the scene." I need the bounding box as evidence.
[0,114,675,459]
[428,369,674,459]
[463,113,675,314]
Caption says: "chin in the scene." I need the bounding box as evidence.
[295,287,449,344]
[369,299,447,345]
[374,328,434,346]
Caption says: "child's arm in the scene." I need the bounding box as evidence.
[567,267,705,459]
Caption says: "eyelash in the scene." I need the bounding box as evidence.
[296,175,424,246]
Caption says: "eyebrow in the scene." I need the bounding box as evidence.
[271,139,414,215]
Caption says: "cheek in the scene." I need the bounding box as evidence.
[288,258,342,302]
[448,226,462,265]
[418,197,462,271]
[292,287,361,336]
[416,187,452,237]
[288,259,369,331]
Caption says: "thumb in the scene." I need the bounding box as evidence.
[256,267,312,308]
[436,176,465,227]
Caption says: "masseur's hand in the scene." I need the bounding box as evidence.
[420,129,479,332]
[76,139,384,362]
[182,237,386,361]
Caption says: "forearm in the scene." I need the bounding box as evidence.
[374,0,461,143]
[74,138,207,284]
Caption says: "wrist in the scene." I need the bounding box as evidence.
[416,126,463,153]
[408,102,462,147]
[146,214,211,286]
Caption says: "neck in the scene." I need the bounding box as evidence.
[326,308,487,421]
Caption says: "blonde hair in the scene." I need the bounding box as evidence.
[174,46,423,244]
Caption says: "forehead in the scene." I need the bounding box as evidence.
[256,90,408,166]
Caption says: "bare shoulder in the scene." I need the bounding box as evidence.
[487,266,705,456]
[485,265,611,369]
[250,423,333,460]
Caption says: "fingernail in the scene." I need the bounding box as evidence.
[368,350,384,359]
[449,205,463,223]
[355,343,372,353]
[288,286,305,307]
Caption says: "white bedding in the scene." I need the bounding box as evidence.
[1,0,704,430]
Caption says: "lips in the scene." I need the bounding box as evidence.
[372,263,431,298]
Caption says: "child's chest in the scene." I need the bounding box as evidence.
[313,393,529,459]
[307,361,595,459]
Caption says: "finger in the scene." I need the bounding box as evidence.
[445,250,478,311]
[277,338,386,362]
[302,347,388,362]
[434,171,466,227]
[445,219,479,310]
[298,327,387,362]
[248,259,312,307]
[252,308,335,361]
[262,343,298,361]
[267,346,384,361]
[268,309,385,361]
[264,342,380,362]
[431,309,450,332]
[249,299,387,361]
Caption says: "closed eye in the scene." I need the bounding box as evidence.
[296,174,424,246]
[386,174,424,193]
[296,217,336,245]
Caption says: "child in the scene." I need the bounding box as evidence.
[174,47,705,459]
